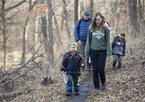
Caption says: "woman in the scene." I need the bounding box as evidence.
[85,12,112,91]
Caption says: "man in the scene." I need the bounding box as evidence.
[74,10,92,71]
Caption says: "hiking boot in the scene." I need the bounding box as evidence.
[94,88,99,92]
[118,63,122,69]
[80,67,84,71]
[66,91,72,96]
[87,66,92,71]
[112,61,116,69]
[74,91,79,95]
[101,83,106,90]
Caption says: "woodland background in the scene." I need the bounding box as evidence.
[0,0,145,101]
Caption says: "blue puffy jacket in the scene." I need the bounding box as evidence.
[60,51,85,75]
[112,36,126,56]
[74,17,92,41]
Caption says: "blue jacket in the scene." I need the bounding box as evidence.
[112,36,126,56]
[60,51,85,75]
[74,17,92,41]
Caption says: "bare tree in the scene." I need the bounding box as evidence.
[60,0,66,30]
[138,0,143,22]
[21,0,32,64]
[21,0,38,64]
[128,0,138,38]
[74,0,79,25]
[61,0,71,43]
[52,6,63,48]
[88,0,93,18]
[138,0,144,31]
[2,0,6,71]
[40,0,49,60]
[47,0,54,65]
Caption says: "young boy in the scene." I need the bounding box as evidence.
[112,31,126,69]
[60,41,85,96]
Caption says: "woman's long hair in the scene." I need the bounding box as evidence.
[90,12,105,32]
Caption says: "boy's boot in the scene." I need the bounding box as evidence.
[80,66,85,71]
[66,86,72,96]
[118,63,122,69]
[112,61,116,69]
[74,87,79,95]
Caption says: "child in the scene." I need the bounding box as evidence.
[112,31,126,69]
[60,41,85,96]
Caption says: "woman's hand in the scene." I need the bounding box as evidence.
[107,56,111,60]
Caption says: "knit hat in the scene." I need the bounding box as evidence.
[69,41,78,48]
[119,31,126,39]
[83,10,90,15]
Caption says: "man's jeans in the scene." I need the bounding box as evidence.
[78,41,91,70]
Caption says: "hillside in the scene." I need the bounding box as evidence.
[1,38,144,102]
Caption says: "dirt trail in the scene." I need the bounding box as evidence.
[65,71,93,102]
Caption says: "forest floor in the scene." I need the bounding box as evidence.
[65,38,145,102]
[1,38,145,102]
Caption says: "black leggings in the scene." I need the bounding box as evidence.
[90,50,107,89]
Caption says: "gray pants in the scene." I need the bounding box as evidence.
[113,54,123,64]
[78,41,91,68]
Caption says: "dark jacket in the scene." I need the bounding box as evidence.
[112,36,126,56]
[74,17,92,41]
[60,51,85,75]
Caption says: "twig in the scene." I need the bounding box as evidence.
[0,86,34,98]
[118,74,145,84]
[0,53,44,84]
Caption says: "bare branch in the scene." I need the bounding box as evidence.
[5,0,26,12]
[0,86,34,99]
[118,74,145,84]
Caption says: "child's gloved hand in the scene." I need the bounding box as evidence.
[60,68,66,72]
[81,63,84,67]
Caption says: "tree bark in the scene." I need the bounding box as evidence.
[138,0,143,21]
[128,0,138,38]
[52,6,63,48]
[2,0,6,71]
[138,0,143,32]
[60,0,66,30]
[20,0,32,64]
[74,0,79,25]
[88,0,93,18]
[47,0,54,65]
[112,0,118,32]
[62,0,71,43]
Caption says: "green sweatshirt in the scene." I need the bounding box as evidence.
[85,25,112,57]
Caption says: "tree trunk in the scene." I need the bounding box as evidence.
[47,0,54,65]
[138,0,143,32]
[52,6,63,49]
[138,0,143,21]
[128,0,138,38]
[115,0,121,34]
[80,0,84,18]
[61,0,71,43]
[74,0,79,25]
[35,16,39,56]
[60,0,66,30]
[40,0,49,60]
[88,0,93,18]
[112,0,118,33]
[2,0,6,71]
[143,0,145,31]
[20,0,32,64]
